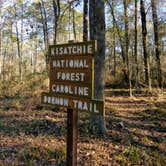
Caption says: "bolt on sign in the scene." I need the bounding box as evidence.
[42,41,104,116]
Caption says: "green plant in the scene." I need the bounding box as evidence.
[47,147,66,162]
[123,146,141,164]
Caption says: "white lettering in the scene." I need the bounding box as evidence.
[52,59,89,69]
[72,46,77,54]
[94,104,99,113]
[88,44,93,54]
[63,48,67,54]
[73,100,78,109]
[68,46,72,54]
[44,96,47,103]
[78,101,83,110]
[77,46,82,54]
[57,72,85,82]
[69,60,74,68]
[83,102,88,110]
[57,72,61,79]
[54,43,94,55]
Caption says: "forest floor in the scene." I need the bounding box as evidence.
[0,74,166,166]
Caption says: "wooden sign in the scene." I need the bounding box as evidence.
[42,92,104,116]
[42,41,104,115]
[49,41,96,100]
[42,41,104,166]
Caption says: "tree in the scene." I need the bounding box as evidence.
[134,0,139,87]
[140,0,151,90]
[52,0,60,44]
[72,6,77,41]
[123,0,129,70]
[151,0,162,87]
[13,4,22,80]
[89,0,107,135]
[107,0,128,83]
[123,0,133,96]
[38,0,49,67]
[83,0,88,41]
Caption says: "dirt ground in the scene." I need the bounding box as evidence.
[0,80,165,165]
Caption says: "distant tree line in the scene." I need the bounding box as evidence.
[0,0,165,89]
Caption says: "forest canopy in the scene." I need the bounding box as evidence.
[0,0,166,88]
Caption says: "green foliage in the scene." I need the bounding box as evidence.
[116,146,141,165]
[0,147,14,160]
[47,147,66,162]
[123,146,141,164]
[22,146,41,161]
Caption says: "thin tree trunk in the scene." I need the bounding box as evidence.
[20,1,23,80]
[83,0,88,41]
[134,0,139,87]
[16,22,22,80]
[140,0,151,90]
[112,0,116,77]
[14,4,22,80]
[151,0,162,87]
[123,0,129,68]
[39,0,49,68]
[89,0,107,135]
[2,40,9,82]
[113,26,116,76]
[33,37,38,74]
[123,0,132,95]
[89,0,95,40]
[107,1,128,82]
[52,0,60,44]
[72,9,76,41]
[0,29,1,78]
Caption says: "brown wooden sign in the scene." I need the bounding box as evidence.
[49,41,96,100]
[42,92,104,116]
[42,41,104,115]
[42,41,104,166]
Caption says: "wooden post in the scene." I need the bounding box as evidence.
[66,108,78,166]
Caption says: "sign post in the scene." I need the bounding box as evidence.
[67,108,77,166]
[41,41,104,166]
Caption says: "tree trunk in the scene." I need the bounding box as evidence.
[21,1,23,79]
[123,0,129,68]
[72,9,76,41]
[112,0,116,77]
[134,0,139,87]
[13,4,22,80]
[39,0,49,68]
[113,25,116,76]
[52,0,60,44]
[107,1,128,82]
[0,29,1,78]
[16,22,22,80]
[140,0,151,90]
[151,0,162,87]
[83,0,88,41]
[123,0,132,94]
[89,0,107,135]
